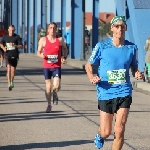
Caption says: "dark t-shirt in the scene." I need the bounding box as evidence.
[1,33,22,58]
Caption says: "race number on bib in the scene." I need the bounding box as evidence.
[6,43,15,50]
[107,69,126,84]
[47,55,58,63]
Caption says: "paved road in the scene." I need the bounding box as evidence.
[0,55,150,150]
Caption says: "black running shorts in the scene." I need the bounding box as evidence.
[5,56,18,67]
[98,96,132,114]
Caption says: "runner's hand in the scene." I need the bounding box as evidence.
[9,42,14,46]
[135,71,143,80]
[4,47,7,52]
[90,76,101,84]
[42,53,47,59]
[61,58,66,64]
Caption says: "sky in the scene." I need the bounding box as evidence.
[1,0,116,26]
[53,0,116,21]
[85,0,116,12]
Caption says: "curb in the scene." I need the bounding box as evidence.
[132,81,150,92]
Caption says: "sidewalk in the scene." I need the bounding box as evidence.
[66,58,150,93]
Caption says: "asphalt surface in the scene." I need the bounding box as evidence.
[0,55,150,150]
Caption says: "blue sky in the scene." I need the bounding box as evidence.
[16,0,116,26]
[53,0,116,21]
[85,0,116,12]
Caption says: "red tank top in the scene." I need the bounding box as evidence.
[43,37,61,68]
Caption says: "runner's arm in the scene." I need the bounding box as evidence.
[86,61,95,80]
[130,47,139,77]
[130,66,138,76]
[13,36,23,49]
[15,45,23,49]
[131,66,143,80]
[37,37,45,59]
[85,61,100,84]
[0,43,6,52]
[86,43,101,84]
[60,37,68,59]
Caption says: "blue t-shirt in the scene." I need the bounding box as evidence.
[64,29,71,44]
[88,38,138,100]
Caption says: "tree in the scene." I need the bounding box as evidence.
[99,23,112,38]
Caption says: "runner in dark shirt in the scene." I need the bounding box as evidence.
[1,25,23,91]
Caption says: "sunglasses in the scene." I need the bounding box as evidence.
[113,24,126,29]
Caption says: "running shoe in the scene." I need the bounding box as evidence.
[10,82,14,88]
[53,91,58,105]
[46,105,52,113]
[8,85,12,91]
[94,134,104,149]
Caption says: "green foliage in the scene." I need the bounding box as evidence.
[99,23,112,37]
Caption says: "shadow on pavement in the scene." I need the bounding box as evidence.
[0,100,46,105]
[62,68,86,75]
[0,68,86,77]
[0,140,93,150]
[0,64,97,77]
[0,70,6,76]
[17,68,86,76]
[130,110,150,112]
[0,98,37,101]
[0,110,99,123]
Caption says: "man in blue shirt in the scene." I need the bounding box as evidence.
[86,16,143,149]
[64,27,71,56]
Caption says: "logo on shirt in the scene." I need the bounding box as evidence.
[89,44,99,62]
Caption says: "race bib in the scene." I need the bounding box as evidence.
[47,55,58,63]
[107,69,126,84]
[6,43,15,50]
